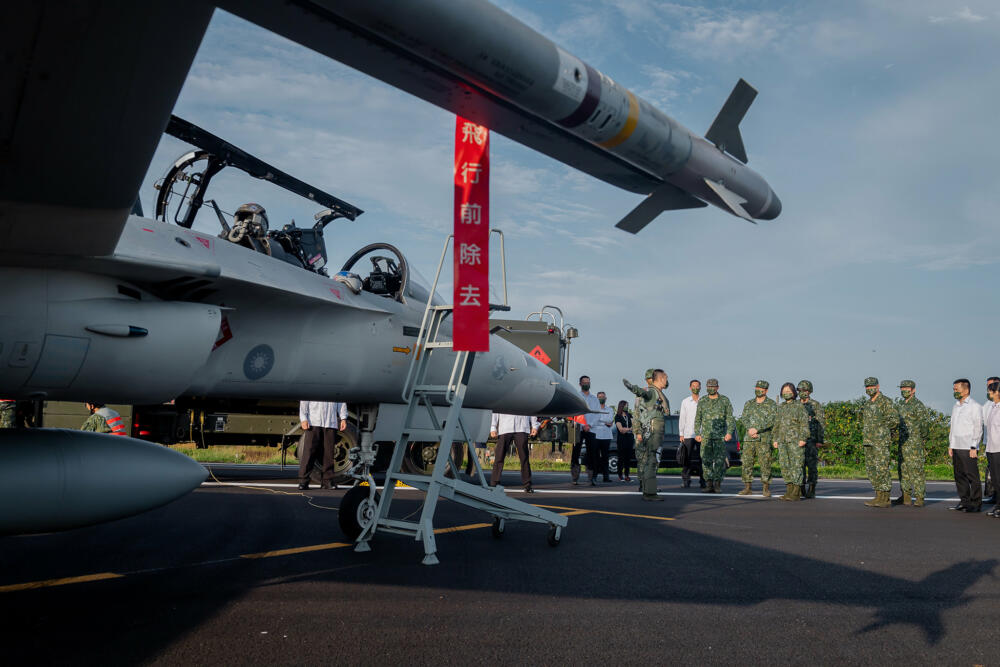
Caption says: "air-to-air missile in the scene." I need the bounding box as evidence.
[222,0,782,232]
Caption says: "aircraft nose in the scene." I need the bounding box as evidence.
[540,379,588,416]
[759,189,781,220]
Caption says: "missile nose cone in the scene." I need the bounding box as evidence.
[541,379,588,416]
[759,189,781,220]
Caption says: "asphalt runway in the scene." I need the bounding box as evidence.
[2,469,999,665]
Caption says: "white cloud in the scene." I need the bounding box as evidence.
[929,6,986,23]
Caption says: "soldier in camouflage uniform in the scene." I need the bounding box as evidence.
[861,377,899,508]
[797,380,826,499]
[738,380,776,497]
[894,380,929,507]
[0,400,16,429]
[694,378,735,493]
[80,402,112,433]
[772,383,808,501]
[623,368,669,501]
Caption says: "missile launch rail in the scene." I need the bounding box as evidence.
[349,231,567,565]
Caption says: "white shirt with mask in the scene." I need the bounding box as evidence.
[679,395,698,439]
[949,396,983,451]
[592,402,613,439]
[986,401,1000,454]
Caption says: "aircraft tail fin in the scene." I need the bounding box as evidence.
[705,79,757,164]
[614,182,707,234]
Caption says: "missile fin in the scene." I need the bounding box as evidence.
[703,178,755,223]
[614,182,707,234]
[705,79,758,164]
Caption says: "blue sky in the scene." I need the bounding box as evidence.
[140,1,1000,414]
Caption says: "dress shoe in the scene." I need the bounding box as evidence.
[524,485,534,493]
[984,495,997,504]
[947,504,964,511]
[298,482,309,490]
[961,505,981,513]
[320,481,333,490]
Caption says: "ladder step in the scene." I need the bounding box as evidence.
[377,518,421,534]
[412,384,452,393]
[423,342,453,349]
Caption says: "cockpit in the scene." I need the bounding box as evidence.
[154,115,440,305]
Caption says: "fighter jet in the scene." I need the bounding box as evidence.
[0,112,586,535]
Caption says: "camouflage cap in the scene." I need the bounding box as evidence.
[755,380,769,389]
[899,379,916,388]
[797,380,813,392]
[644,368,656,380]
[864,376,879,387]
[706,378,719,387]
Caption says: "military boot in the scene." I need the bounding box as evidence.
[737,482,752,496]
[803,482,816,499]
[913,497,925,507]
[702,480,714,494]
[902,494,911,506]
[864,492,880,507]
[871,490,892,508]
[790,484,802,501]
[762,481,771,498]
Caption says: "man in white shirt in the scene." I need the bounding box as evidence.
[574,375,603,486]
[983,376,999,503]
[985,379,1000,517]
[948,379,984,512]
[677,379,705,488]
[298,400,348,490]
[490,413,539,492]
[592,391,615,482]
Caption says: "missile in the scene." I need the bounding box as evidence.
[0,429,207,535]
[223,0,781,233]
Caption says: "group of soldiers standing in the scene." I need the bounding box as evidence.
[622,370,934,506]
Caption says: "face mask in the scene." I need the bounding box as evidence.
[954,391,963,400]
[782,392,793,400]
[581,383,590,391]
[900,389,912,399]
[865,387,878,397]
[754,389,765,398]
[663,379,669,389]
[707,388,718,396]
[691,387,700,395]
[799,391,810,400]
[598,397,606,404]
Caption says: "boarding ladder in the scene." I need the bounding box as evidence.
[354,230,568,564]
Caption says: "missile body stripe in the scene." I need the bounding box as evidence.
[556,62,601,128]
[598,90,639,149]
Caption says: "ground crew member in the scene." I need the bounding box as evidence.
[861,377,898,508]
[623,368,669,501]
[694,378,735,494]
[490,413,539,492]
[0,400,16,429]
[773,383,808,501]
[798,380,825,499]
[81,403,112,433]
[895,380,929,507]
[298,400,348,490]
[738,380,776,497]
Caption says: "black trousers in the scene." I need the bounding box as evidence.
[491,432,531,487]
[594,438,611,481]
[299,427,337,482]
[987,452,1000,502]
[573,431,595,482]
[680,438,705,483]
[618,438,635,478]
[952,449,982,509]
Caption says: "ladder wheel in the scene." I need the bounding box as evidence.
[491,517,505,539]
[547,525,561,547]
[339,485,381,540]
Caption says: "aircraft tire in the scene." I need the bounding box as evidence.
[339,485,381,540]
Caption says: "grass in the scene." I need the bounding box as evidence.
[169,442,963,482]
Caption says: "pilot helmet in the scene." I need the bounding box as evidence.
[334,270,363,294]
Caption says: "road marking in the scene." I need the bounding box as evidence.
[0,572,122,593]
[241,542,353,559]
[433,522,491,534]
[534,504,673,521]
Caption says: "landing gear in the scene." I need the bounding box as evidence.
[338,484,381,540]
[547,525,562,547]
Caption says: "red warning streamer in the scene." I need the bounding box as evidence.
[452,117,490,352]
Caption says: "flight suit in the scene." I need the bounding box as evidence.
[624,376,669,500]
